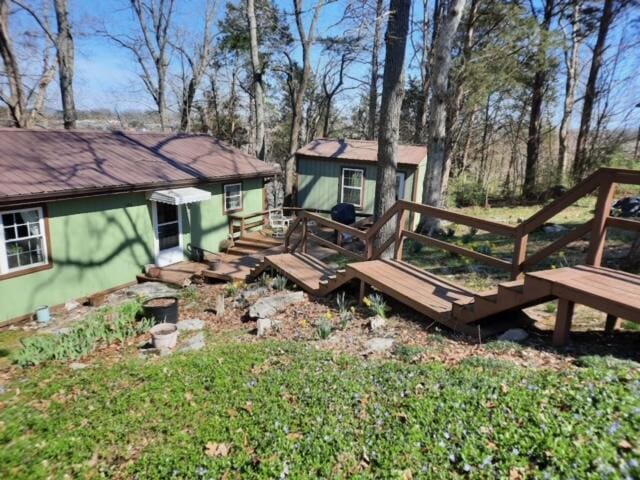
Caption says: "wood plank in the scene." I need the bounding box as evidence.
[306,233,365,261]
[606,217,640,232]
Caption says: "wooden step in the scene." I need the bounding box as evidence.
[227,246,264,256]
[239,232,283,246]
[233,239,274,250]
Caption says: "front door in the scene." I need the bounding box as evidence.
[152,202,183,266]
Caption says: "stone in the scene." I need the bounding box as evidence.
[369,315,386,331]
[176,319,205,331]
[0,385,7,395]
[498,328,529,342]
[365,338,394,353]
[542,224,568,235]
[69,362,88,370]
[179,332,205,352]
[241,286,270,300]
[65,300,81,312]
[256,318,272,337]
[249,291,305,319]
[125,282,178,299]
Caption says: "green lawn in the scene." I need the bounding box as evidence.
[1,340,638,479]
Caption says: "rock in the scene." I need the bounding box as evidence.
[542,224,568,235]
[176,319,204,331]
[256,318,272,337]
[69,362,88,370]
[65,300,81,312]
[241,286,270,300]
[0,385,7,395]
[125,282,178,299]
[498,328,529,342]
[369,315,386,331]
[179,332,205,352]
[50,326,72,336]
[365,338,394,353]
[249,291,305,319]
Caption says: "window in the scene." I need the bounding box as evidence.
[0,207,48,274]
[224,183,243,212]
[395,172,406,200]
[341,168,364,207]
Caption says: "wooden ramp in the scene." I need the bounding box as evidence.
[203,245,285,282]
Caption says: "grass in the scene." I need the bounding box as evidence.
[1,341,639,478]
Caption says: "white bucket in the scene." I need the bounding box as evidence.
[150,323,178,350]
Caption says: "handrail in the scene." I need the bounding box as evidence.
[284,167,640,280]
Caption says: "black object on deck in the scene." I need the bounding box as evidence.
[330,203,356,226]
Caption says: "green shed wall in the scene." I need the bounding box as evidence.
[0,178,264,322]
[296,157,416,213]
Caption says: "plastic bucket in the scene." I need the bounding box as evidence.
[150,323,178,349]
[35,306,51,324]
[142,296,179,324]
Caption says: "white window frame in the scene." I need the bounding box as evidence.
[340,167,365,208]
[396,172,406,200]
[224,182,243,213]
[0,206,49,274]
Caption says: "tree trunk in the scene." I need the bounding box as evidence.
[557,1,581,184]
[0,0,26,127]
[572,0,615,181]
[523,0,554,199]
[247,0,266,160]
[285,0,325,204]
[374,0,411,257]
[420,0,467,234]
[53,0,76,129]
[366,0,385,140]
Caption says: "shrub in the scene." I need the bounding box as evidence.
[363,293,390,319]
[273,275,288,291]
[450,176,488,207]
[14,301,151,367]
[315,313,333,339]
[258,273,274,289]
[224,281,245,297]
[393,343,423,362]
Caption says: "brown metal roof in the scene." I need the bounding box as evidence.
[0,129,279,206]
[296,138,427,166]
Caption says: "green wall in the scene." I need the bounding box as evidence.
[0,178,264,322]
[297,157,417,213]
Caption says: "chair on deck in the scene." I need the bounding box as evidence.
[269,208,292,238]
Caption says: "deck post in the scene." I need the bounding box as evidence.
[604,314,618,334]
[358,280,367,305]
[586,180,616,267]
[553,299,575,347]
[393,210,408,261]
[301,218,308,254]
[511,227,528,280]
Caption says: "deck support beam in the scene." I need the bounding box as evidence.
[604,314,618,334]
[553,299,575,347]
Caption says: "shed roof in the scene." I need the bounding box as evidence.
[296,138,427,166]
[0,129,278,206]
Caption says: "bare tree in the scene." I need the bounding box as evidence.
[557,0,583,184]
[321,53,347,137]
[421,0,467,234]
[373,0,411,255]
[174,0,216,133]
[104,0,176,131]
[285,0,325,204]
[12,0,76,128]
[366,0,384,140]
[0,0,57,127]
[572,0,616,181]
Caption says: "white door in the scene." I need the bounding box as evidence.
[152,202,184,266]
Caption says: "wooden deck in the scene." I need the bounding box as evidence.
[252,253,340,293]
[526,265,640,345]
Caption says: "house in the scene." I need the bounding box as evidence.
[0,129,278,323]
[295,138,428,218]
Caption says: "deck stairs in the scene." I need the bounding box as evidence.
[226,232,283,257]
[248,254,555,334]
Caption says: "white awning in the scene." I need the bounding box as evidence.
[148,187,212,205]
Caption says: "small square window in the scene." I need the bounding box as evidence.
[224,183,243,213]
[1,207,48,274]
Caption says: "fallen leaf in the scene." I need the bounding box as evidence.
[287,432,303,441]
[185,392,193,402]
[227,408,239,418]
[205,442,231,458]
[401,469,413,480]
[509,468,524,480]
[619,439,633,450]
[242,402,253,414]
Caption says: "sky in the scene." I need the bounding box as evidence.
[8,0,640,130]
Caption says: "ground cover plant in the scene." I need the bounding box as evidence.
[12,301,150,367]
[1,341,638,479]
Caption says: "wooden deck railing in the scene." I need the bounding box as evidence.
[285,167,640,279]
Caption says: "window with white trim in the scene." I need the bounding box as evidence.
[0,207,48,274]
[224,183,243,212]
[395,172,406,200]
[340,168,364,207]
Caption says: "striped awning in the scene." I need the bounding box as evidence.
[148,187,211,205]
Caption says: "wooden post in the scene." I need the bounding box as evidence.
[586,180,616,267]
[604,314,618,334]
[358,280,367,305]
[553,299,575,347]
[215,293,225,316]
[393,209,408,261]
[301,218,308,254]
[511,226,528,280]
[240,218,245,239]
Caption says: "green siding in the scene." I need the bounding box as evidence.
[297,157,416,213]
[0,178,264,322]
